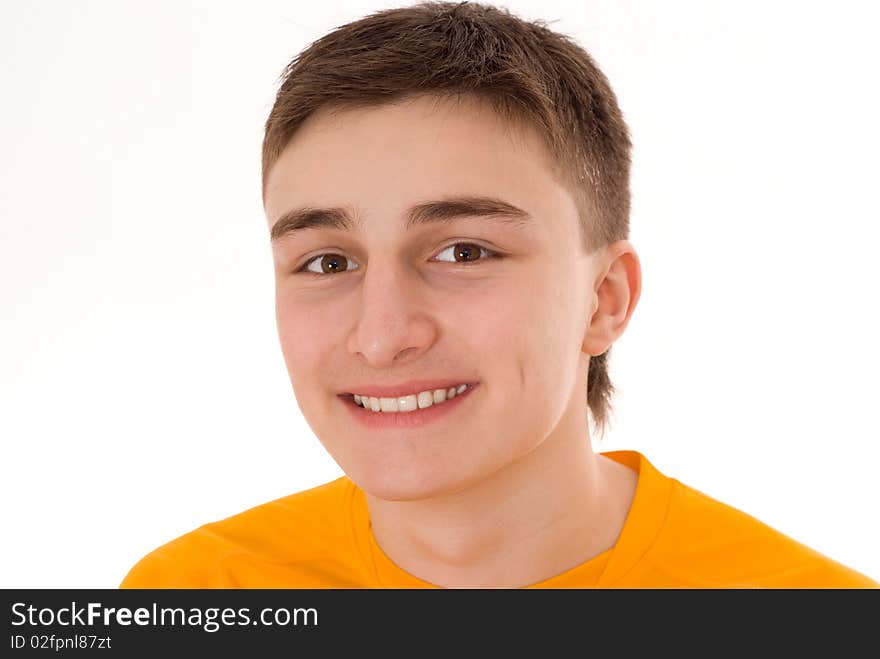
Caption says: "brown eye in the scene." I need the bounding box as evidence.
[300,253,359,276]
[454,243,480,262]
[320,254,346,273]
[435,242,498,264]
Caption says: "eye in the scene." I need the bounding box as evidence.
[433,242,500,264]
[295,242,500,277]
[298,253,360,276]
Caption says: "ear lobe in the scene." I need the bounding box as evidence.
[581,241,642,356]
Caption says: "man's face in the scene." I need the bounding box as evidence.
[265,94,600,501]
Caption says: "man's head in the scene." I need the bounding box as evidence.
[262,1,640,499]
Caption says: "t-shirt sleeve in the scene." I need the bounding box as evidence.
[119,530,232,588]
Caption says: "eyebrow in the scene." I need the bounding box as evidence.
[270,195,533,244]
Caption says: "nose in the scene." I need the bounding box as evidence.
[346,257,437,368]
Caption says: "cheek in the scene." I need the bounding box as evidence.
[481,273,576,357]
[274,294,337,380]
[484,273,581,414]
[453,286,528,370]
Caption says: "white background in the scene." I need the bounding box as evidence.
[2,0,878,588]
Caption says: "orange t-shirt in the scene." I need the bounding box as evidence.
[120,450,878,588]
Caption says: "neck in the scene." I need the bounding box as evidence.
[365,412,637,588]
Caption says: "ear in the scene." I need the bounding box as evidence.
[582,240,642,356]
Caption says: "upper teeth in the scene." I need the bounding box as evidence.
[353,384,469,413]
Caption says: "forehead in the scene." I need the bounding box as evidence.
[264,94,576,236]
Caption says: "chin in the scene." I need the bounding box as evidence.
[346,460,470,502]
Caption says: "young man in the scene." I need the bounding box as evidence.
[121,1,877,588]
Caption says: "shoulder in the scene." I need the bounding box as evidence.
[120,476,358,588]
[647,478,878,588]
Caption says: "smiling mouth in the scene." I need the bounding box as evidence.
[344,383,475,413]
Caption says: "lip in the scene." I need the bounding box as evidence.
[341,379,479,399]
[340,382,480,430]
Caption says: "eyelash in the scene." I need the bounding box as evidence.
[295,242,502,276]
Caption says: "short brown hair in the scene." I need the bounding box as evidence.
[262,1,632,440]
